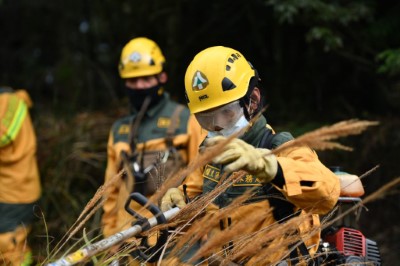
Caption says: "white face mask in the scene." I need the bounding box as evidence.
[207,115,249,138]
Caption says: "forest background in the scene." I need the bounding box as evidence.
[1,0,399,264]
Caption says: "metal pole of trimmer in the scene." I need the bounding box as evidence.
[47,193,179,266]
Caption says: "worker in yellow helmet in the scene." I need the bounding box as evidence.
[161,46,340,265]
[101,37,205,264]
[0,87,41,266]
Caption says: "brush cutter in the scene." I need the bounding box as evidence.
[47,192,179,266]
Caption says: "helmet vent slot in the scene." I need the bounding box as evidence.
[231,53,239,60]
[222,77,236,91]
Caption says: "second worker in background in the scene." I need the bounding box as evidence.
[101,37,205,264]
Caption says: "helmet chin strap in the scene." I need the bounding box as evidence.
[240,78,259,121]
[240,73,264,121]
[239,98,251,121]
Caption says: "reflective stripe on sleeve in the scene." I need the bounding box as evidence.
[0,95,28,147]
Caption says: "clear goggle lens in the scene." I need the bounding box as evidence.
[195,101,244,132]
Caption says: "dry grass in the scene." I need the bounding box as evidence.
[47,170,124,260]
[43,118,400,266]
[272,119,379,154]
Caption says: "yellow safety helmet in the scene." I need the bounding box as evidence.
[184,46,256,114]
[118,37,165,79]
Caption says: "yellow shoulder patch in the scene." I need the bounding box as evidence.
[157,117,171,128]
[118,125,130,134]
[203,164,221,182]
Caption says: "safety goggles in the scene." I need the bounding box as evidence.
[194,100,244,132]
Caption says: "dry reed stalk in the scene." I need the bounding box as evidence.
[205,185,356,264]
[68,197,107,240]
[180,187,318,263]
[96,240,137,265]
[325,176,400,230]
[165,172,250,254]
[359,165,380,179]
[50,170,124,257]
[173,171,247,221]
[138,154,250,249]
[79,169,124,222]
[272,222,323,266]
[126,112,267,228]
[166,187,257,259]
[153,120,384,264]
[189,208,273,263]
[91,133,249,259]
[134,172,253,263]
[151,119,378,249]
[149,132,241,206]
[362,177,400,204]
[277,178,399,266]
[130,172,258,264]
[59,118,384,264]
[272,120,379,154]
[158,119,369,264]
[287,177,400,264]
[229,214,311,265]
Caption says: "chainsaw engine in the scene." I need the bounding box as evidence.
[315,168,382,265]
[317,226,382,265]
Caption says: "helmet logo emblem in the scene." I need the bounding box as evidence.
[192,71,208,91]
[129,52,141,63]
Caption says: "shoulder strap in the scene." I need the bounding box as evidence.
[165,104,185,148]
[127,96,152,152]
[119,96,151,185]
